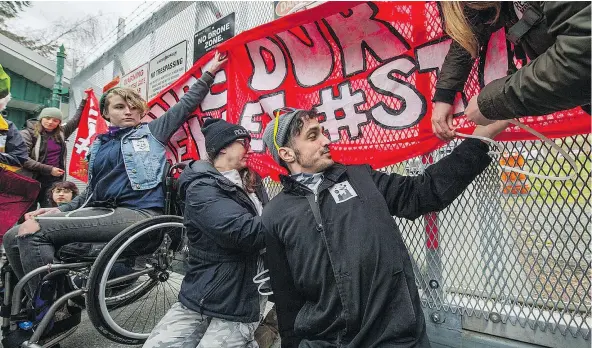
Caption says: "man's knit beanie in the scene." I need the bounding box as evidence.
[262,109,304,163]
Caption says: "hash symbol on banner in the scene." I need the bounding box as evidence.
[315,83,366,141]
[74,137,91,155]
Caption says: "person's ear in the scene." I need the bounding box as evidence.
[278,147,295,164]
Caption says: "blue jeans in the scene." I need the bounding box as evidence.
[3,207,160,298]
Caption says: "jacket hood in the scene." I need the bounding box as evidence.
[25,118,39,131]
[178,160,226,200]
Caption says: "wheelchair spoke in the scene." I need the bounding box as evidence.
[122,281,157,331]
[141,283,160,335]
[160,282,168,325]
[163,281,176,309]
[112,286,146,322]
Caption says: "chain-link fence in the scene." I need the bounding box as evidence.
[401,135,590,343]
[69,1,274,106]
[67,1,590,346]
[66,1,276,192]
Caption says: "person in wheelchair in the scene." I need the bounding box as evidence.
[143,119,271,347]
[2,52,227,311]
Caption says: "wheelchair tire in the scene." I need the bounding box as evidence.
[86,215,186,345]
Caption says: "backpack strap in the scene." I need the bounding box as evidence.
[507,5,545,44]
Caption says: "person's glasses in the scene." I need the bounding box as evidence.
[53,188,72,194]
[236,138,251,150]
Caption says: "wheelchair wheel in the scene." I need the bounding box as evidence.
[86,215,186,344]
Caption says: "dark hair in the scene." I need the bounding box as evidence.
[241,168,258,194]
[280,109,319,169]
[47,181,79,207]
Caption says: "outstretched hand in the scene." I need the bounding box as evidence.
[206,51,228,76]
[431,102,456,141]
[83,87,93,100]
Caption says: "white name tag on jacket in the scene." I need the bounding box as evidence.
[132,138,150,152]
[329,181,358,204]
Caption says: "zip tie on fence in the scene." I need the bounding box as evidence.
[456,119,578,181]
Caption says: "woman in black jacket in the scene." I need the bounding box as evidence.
[432,1,591,140]
[144,118,272,347]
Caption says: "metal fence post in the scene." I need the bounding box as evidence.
[51,45,66,108]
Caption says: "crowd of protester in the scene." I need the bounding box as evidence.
[0,2,589,348]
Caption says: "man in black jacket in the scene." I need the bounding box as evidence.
[144,118,270,348]
[261,108,509,347]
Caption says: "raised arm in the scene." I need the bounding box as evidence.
[477,2,591,120]
[148,52,228,143]
[62,95,87,138]
[371,121,508,220]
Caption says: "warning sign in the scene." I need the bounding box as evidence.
[121,63,148,100]
[148,41,187,100]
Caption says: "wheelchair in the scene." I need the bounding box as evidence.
[0,162,188,348]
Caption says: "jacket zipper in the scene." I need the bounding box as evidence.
[236,188,258,215]
[311,189,348,338]
[313,191,324,231]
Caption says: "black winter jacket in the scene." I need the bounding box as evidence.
[177,160,268,322]
[262,138,492,348]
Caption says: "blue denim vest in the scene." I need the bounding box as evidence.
[88,124,166,190]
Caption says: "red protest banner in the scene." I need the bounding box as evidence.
[68,89,108,182]
[141,1,590,180]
